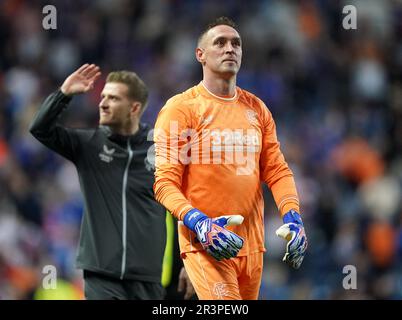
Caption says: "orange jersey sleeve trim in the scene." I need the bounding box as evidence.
[270,176,300,216]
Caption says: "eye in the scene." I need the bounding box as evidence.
[232,39,241,47]
[215,38,225,47]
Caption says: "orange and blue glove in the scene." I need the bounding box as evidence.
[276,209,308,269]
[183,209,244,261]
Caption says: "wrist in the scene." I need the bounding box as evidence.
[183,209,208,232]
[60,86,74,97]
[283,209,303,226]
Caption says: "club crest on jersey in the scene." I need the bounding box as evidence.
[213,282,231,299]
[99,145,115,163]
[245,109,258,125]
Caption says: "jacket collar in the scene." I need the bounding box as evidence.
[99,123,149,146]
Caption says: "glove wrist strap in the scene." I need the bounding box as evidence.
[283,209,303,226]
[183,209,208,232]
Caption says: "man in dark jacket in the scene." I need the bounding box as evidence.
[29,64,194,300]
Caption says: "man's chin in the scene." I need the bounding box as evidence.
[220,68,238,78]
[99,119,111,126]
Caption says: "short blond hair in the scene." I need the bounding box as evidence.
[106,71,149,113]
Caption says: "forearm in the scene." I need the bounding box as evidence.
[154,177,194,221]
[29,89,79,161]
[270,174,300,216]
[29,89,72,138]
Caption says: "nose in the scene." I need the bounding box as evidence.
[99,97,108,109]
[224,42,235,54]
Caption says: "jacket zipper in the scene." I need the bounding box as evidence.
[120,140,133,279]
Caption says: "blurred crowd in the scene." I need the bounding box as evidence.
[0,0,401,299]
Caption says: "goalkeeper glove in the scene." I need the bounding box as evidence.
[275,209,308,269]
[183,209,244,261]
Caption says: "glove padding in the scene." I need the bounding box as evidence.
[183,209,244,261]
[275,210,307,269]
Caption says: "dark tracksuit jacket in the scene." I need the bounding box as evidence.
[29,89,166,282]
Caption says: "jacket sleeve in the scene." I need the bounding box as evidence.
[29,89,80,162]
[259,100,300,216]
[153,97,194,221]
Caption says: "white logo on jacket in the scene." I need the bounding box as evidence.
[99,145,115,163]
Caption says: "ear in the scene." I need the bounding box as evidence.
[195,47,205,65]
[130,101,142,116]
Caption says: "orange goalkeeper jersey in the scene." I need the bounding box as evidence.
[153,82,299,256]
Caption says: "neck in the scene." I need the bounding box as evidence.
[202,74,237,97]
[110,121,139,136]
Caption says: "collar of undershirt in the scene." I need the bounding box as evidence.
[200,81,238,101]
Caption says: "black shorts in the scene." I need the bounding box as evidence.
[83,270,165,300]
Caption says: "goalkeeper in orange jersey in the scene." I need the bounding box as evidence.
[153,16,307,300]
